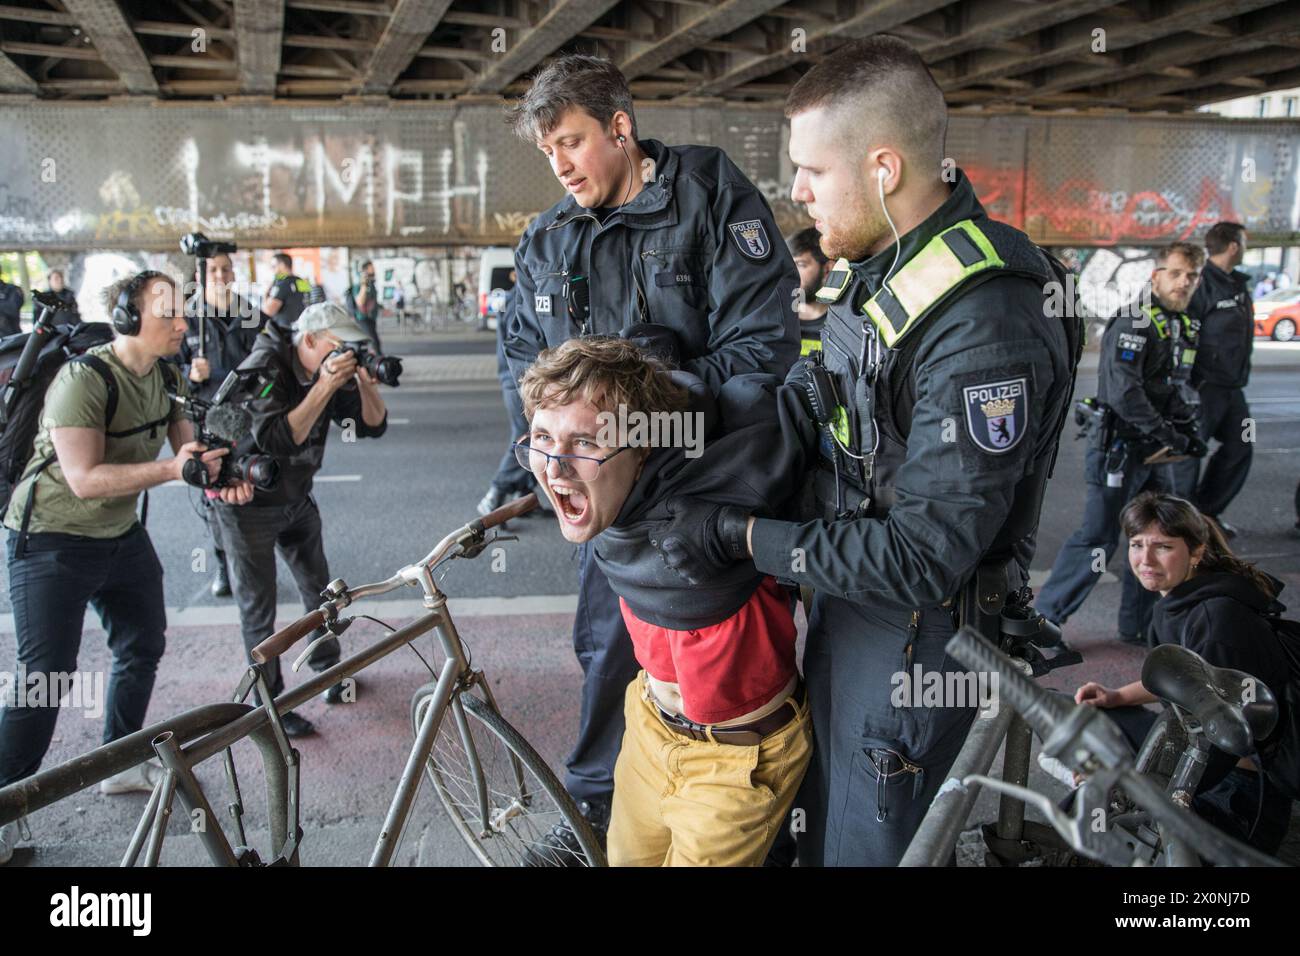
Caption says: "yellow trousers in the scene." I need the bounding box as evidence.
[607,672,813,867]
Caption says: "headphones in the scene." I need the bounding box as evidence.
[111,270,165,336]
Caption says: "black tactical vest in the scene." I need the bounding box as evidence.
[810,217,1081,566]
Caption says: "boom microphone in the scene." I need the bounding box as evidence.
[204,403,253,444]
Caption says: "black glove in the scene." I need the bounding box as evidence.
[651,497,750,585]
[622,323,681,367]
[1168,429,1208,458]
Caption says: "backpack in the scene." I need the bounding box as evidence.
[0,324,179,528]
[1260,613,1300,801]
[0,321,114,513]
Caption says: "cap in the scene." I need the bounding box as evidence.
[293,301,370,342]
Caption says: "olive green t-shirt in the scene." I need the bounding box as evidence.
[3,343,189,538]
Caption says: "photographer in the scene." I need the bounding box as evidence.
[348,260,382,353]
[262,253,311,333]
[0,272,252,834]
[211,302,388,738]
[179,251,267,597]
[0,272,22,338]
[44,270,78,314]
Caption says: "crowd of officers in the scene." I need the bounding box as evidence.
[0,34,1294,868]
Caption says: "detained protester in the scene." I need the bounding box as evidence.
[650,36,1080,866]
[787,226,831,355]
[262,252,311,333]
[1187,222,1255,536]
[1071,491,1294,854]
[177,251,267,597]
[1036,243,1206,645]
[517,338,813,866]
[502,53,799,857]
[210,303,388,738]
[0,272,253,864]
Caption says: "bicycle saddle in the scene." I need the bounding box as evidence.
[1141,643,1278,757]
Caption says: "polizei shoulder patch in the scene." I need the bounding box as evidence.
[728,219,771,260]
[963,377,1028,454]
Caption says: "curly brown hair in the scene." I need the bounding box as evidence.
[519,337,689,421]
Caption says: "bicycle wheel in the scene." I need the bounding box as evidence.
[410,684,606,866]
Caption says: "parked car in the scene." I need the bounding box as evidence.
[477,247,516,331]
[1253,286,1300,342]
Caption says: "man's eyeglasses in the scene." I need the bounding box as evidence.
[513,440,629,481]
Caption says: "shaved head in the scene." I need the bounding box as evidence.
[785,35,947,175]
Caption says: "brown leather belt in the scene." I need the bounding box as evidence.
[654,681,805,747]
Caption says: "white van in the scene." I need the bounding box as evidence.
[477,247,516,331]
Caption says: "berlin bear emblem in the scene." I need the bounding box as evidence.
[727,219,771,259]
[962,377,1028,454]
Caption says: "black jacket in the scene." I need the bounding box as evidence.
[1096,297,1198,448]
[750,171,1075,609]
[225,323,387,507]
[594,377,810,630]
[504,139,799,394]
[178,294,267,401]
[1189,260,1253,389]
[1151,571,1290,782]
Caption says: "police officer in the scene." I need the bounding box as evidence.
[261,253,311,332]
[1035,242,1207,645]
[651,36,1080,867]
[788,227,831,356]
[177,251,268,597]
[44,270,78,314]
[503,53,798,861]
[0,272,23,338]
[1187,222,1254,537]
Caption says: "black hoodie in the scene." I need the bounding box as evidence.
[1150,571,1290,762]
[593,377,812,630]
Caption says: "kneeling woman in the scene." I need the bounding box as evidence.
[1073,491,1293,853]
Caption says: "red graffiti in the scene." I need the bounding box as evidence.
[964,166,1236,246]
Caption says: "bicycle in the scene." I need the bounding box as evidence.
[944,626,1285,867]
[0,494,605,867]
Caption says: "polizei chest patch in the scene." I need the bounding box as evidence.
[963,377,1028,454]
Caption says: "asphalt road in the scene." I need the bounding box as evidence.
[2,339,1298,866]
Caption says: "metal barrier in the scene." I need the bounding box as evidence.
[900,656,1035,867]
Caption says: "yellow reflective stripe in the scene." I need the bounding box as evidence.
[815,258,851,303]
[1144,305,1169,339]
[1181,348,1197,366]
[800,337,823,356]
[294,278,312,292]
[831,406,851,447]
[862,220,1003,348]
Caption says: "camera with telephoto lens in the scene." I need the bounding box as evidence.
[179,232,237,259]
[326,340,403,387]
[176,367,280,491]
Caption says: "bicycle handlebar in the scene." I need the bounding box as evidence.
[251,609,326,664]
[945,626,1283,867]
[248,494,539,664]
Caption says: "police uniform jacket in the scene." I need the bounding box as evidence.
[1096,297,1198,448]
[504,139,799,393]
[749,170,1077,610]
[1189,260,1253,390]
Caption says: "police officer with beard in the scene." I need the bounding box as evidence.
[1036,242,1206,645]
[651,36,1080,866]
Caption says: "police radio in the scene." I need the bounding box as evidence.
[566,274,590,332]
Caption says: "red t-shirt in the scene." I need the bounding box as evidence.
[618,576,798,724]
